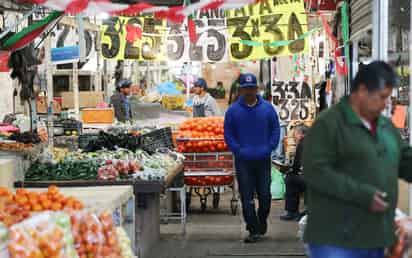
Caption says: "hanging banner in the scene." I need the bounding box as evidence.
[101,16,167,61]
[226,0,308,61]
[271,80,315,121]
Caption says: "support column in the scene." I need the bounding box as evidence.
[45,36,54,147]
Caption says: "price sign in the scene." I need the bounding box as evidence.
[167,9,228,62]
[100,16,166,61]
[226,0,308,61]
[272,81,315,121]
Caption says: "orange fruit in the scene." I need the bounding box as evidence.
[41,199,51,210]
[51,203,62,211]
[38,193,48,202]
[47,185,59,195]
[32,204,42,212]
[15,188,28,196]
[15,195,28,206]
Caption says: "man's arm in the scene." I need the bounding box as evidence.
[207,97,221,117]
[224,110,240,155]
[303,119,377,210]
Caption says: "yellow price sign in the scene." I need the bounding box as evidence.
[226,0,308,61]
[100,16,166,61]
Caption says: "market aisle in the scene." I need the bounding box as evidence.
[150,192,306,258]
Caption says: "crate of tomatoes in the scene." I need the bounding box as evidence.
[176,117,228,153]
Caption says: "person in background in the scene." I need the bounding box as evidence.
[228,76,240,105]
[303,61,412,258]
[192,78,220,117]
[110,79,132,123]
[216,81,224,91]
[280,124,308,221]
[224,73,280,243]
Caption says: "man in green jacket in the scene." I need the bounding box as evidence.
[303,61,412,258]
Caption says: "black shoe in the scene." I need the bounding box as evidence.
[280,212,300,221]
[244,233,261,243]
[259,222,268,236]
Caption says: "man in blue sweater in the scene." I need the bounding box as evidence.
[224,73,280,243]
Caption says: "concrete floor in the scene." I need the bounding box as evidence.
[149,192,306,258]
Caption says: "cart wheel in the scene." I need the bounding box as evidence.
[230,199,238,216]
[200,198,207,212]
[213,193,220,209]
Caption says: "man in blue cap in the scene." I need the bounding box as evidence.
[192,78,220,117]
[110,79,133,123]
[224,73,280,243]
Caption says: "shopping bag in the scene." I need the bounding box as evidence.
[271,166,285,200]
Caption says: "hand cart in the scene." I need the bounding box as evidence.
[177,138,238,215]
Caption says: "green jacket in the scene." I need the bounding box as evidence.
[303,97,412,248]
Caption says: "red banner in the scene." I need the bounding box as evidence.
[0,53,9,72]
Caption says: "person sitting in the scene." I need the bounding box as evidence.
[280,124,308,221]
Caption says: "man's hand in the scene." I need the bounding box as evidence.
[370,191,389,213]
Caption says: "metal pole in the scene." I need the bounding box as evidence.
[73,61,80,119]
[409,0,412,216]
[45,35,54,148]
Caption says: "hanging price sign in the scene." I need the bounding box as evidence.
[226,0,308,61]
[101,16,167,61]
[272,80,315,121]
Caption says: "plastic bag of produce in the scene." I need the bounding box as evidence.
[70,210,122,258]
[271,166,285,200]
[8,211,78,258]
[297,215,307,241]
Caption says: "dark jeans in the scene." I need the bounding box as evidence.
[307,245,384,258]
[235,158,271,234]
[284,173,306,213]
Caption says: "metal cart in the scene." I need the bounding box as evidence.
[178,139,238,215]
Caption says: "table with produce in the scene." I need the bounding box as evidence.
[0,185,135,258]
[14,126,183,258]
[176,117,238,215]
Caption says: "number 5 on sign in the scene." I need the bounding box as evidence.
[226,0,308,61]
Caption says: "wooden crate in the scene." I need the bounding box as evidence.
[81,108,114,124]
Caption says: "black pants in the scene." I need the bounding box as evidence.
[284,173,306,213]
[235,158,271,234]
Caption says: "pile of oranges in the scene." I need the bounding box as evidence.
[0,186,84,226]
[177,117,228,153]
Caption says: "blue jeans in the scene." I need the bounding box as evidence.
[307,244,384,258]
[235,157,271,234]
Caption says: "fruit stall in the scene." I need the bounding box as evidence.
[176,117,238,215]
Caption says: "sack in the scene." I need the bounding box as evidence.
[271,166,285,200]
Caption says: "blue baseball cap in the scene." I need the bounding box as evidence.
[239,73,257,88]
[194,78,207,89]
[117,79,132,88]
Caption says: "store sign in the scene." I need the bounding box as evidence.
[226,0,308,60]
[51,46,80,64]
[271,80,315,121]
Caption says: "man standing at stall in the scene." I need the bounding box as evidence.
[303,61,412,258]
[224,73,280,243]
[192,78,220,117]
[110,79,132,123]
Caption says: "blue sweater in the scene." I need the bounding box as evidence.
[224,96,280,161]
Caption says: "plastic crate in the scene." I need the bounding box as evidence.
[78,134,100,150]
[140,127,174,153]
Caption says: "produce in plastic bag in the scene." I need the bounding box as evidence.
[386,210,412,258]
[70,210,121,258]
[8,211,78,258]
[116,227,134,258]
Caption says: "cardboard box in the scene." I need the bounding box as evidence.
[61,91,104,109]
[82,108,114,124]
[36,96,62,114]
